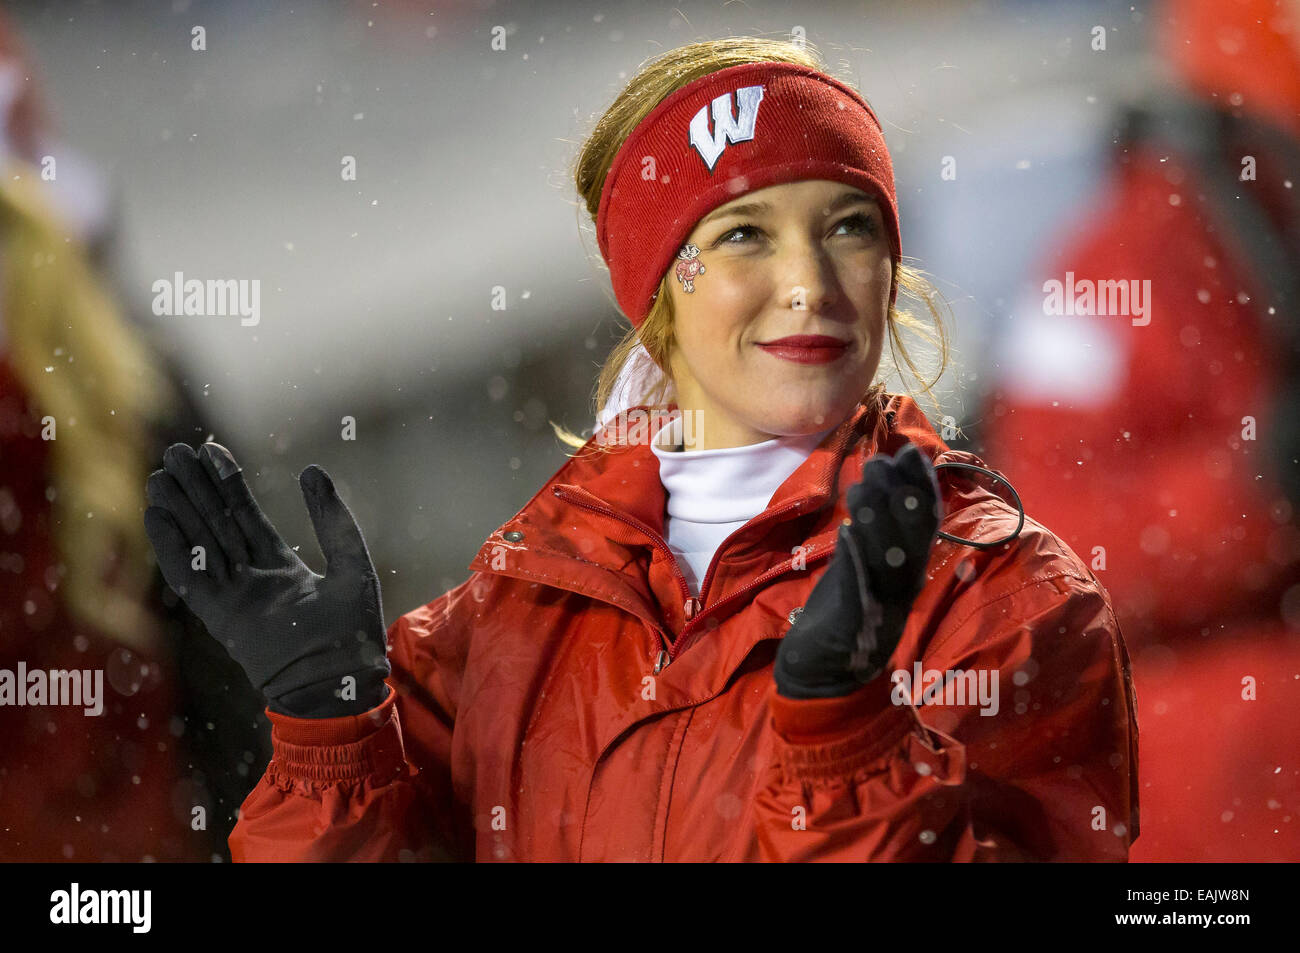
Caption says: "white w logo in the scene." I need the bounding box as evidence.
[688,84,765,172]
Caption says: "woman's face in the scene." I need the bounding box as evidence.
[665,179,891,450]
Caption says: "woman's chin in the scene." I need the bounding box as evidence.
[746,399,858,436]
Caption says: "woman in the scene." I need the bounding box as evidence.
[143,38,1139,862]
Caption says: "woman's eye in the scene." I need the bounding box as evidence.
[714,214,878,246]
[834,212,878,237]
[716,223,759,245]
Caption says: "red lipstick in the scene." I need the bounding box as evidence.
[756,335,850,365]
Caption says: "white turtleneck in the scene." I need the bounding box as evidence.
[650,416,836,597]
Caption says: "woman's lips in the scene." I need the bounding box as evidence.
[756,335,850,365]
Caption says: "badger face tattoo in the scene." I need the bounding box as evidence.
[674,243,706,293]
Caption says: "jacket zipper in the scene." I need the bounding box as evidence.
[551,484,837,669]
[550,485,693,670]
[671,524,836,662]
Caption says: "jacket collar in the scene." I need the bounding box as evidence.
[518,390,956,534]
[467,391,919,616]
[467,388,1023,644]
[565,394,881,537]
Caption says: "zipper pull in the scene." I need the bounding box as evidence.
[683,597,701,621]
[654,650,669,674]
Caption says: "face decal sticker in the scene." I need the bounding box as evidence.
[674,243,706,293]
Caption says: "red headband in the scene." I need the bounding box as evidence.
[596,61,901,328]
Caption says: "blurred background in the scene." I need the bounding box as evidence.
[1,0,1296,861]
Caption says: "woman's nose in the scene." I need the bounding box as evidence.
[780,245,839,314]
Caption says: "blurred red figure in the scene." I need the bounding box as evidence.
[0,10,264,861]
[982,0,1300,860]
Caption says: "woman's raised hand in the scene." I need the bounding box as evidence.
[773,443,942,699]
[143,443,390,718]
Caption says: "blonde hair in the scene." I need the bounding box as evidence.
[1,162,176,652]
[553,36,952,452]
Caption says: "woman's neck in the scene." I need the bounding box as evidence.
[653,408,834,452]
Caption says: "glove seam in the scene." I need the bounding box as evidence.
[270,667,390,718]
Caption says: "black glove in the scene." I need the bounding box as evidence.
[143,442,390,718]
[774,443,942,700]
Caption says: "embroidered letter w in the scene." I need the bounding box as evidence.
[688,84,765,172]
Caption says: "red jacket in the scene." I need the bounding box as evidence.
[229,392,1139,862]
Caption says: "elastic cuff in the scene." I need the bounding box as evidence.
[264,686,407,784]
[769,675,915,781]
